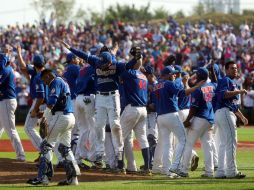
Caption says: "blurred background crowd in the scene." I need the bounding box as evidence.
[0,16,254,123]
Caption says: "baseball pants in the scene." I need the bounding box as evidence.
[215,108,238,177]
[0,99,25,160]
[157,112,186,171]
[182,117,214,175]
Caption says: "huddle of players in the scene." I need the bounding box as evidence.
[1,41,247,185]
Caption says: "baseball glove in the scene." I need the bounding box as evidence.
[39,117,48,139]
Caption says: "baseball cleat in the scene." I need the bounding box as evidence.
[201,173,214,178]
[227,172,246,179]
[215,175,227,179]
[58,177,78,186]
[169,168,189,177]
[78,163,90,170]
[190,155,199,171]
[138,169,152,176]
[112,168,126,175]
[126,169,138,175]
[27,176,49,185]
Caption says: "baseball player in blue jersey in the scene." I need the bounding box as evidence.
[174,65,199,171]
[17,45,47,158]
[152,66,205,177]
[61,40,128,173]
[182,67,215,177]
[63,53,80,155]
[0,46,25,161]
[120,56,151,175]
[74,63,97,168]
[215,60,248,179]
[27,69,80,185]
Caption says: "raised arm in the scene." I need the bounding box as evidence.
[16,44,30,80]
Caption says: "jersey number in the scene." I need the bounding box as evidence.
[139,80,146,89]
[204,93,213,102]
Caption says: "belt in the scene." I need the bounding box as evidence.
[52,111,71,116]
[97,91,116,96]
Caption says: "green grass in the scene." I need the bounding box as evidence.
[1,126,254,142]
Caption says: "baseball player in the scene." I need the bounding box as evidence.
[0,46,25,161]
[61,41,127,173]
[214,60,248,179]
[181,67,215,177]
[63,53,80,155]
[120,54,151,175]
[27,69,80,185]
[174,65,199,171]
[74,63,96,168]
[152,66,205,177]
[16,45,46,158]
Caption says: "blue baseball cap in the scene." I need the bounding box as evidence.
[161,66,178,75]
[181,71,189,77]
[174,65,182,73]
[66,53,76,62]
[196,67,209,80]
[33,54,45,67]
[144,65,154,74]
[99,51,112,65]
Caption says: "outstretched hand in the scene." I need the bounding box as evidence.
[59,40,71,49]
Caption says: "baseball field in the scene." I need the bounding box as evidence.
[0,126,253,190]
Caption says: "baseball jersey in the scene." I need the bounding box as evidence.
[147,80,158,113]
[63,63,80,99]
[215,76,239,113]
[121,70,148,107]
[47,77,73,114]
[175,77,190,110]
[26,64,38,100]
[0,65,16,100]
[153,79,184,115]
[190,82,215,124]
[69,47,126,92]
[76,65,96,96]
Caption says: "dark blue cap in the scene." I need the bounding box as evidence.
[99,52,112,65]
[33,54,45,67]
[181,71,189,77]
[144,65,154,74]
[196,67,209,80]
[174,65,182,73]
[161,66,178,75]
[66,53,76,62]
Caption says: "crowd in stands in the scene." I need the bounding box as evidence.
[0,17,254,122]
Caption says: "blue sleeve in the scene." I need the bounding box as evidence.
[70,47,99,67]
[36,78,45,99]
[116,61,126,74]
[26,64,36,76]
[190,89,201,108]
[0,70,8,85]
[47,80,61,106]
[217,78,229,100]
[0,53,8,69]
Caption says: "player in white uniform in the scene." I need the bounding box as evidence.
[0,46,25,161]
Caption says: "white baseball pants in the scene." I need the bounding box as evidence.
[215,108,238,177]
[0,99,25,160]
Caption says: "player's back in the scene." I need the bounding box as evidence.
[0,65,16,100]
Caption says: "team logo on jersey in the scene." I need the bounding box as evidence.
[51,88,56,94]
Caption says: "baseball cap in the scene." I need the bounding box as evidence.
[196,67,209,80]
[66,53,76,62]
[99,51,112,65]
[161,66,178,75]
[207,63,222,80]
[33,54,45,67]
[174,65,182,73]
[181,71,189,77]
[144,65,154,75]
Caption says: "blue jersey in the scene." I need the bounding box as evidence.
[190,82,215,124]
[215,76,240,113]
[70,47,126,92]
[47,77,73,114]
[34,73,48,102]
[153,79,184,115]
[0,53,8,69]
[76,65,96,96]
[63,63,80,100]
[0,65,16,100]
[26,64,38,100]
[121,70,148,107]
[175,77,190,110]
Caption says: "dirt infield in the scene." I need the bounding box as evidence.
[0,158,150,184]
[0,140,253,152]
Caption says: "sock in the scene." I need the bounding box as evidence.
[141,147,150,170]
